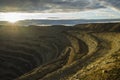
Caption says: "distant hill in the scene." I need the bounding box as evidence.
[0,19,120,26]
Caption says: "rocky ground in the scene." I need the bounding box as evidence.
[0,23,120,80]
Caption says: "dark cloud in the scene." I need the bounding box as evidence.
[0,0,108,12]
[98,0,120,10]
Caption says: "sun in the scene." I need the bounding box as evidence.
[3,13,22,23]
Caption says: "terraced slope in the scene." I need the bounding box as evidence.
[0,23,120,80]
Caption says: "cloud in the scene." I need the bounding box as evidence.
[98,0,120,11]
[1,0,120,12]
[0,0,105,12]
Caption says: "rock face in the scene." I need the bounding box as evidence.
[0,23,120,80]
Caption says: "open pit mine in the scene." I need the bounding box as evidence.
[0,23,120,80]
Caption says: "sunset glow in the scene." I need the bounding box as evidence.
[1,13,22,23]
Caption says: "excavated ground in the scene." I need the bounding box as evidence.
[0,23,120,80]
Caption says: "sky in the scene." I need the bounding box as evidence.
[0,0,120,21]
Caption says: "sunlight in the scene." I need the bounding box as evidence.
[0,8,120,23]
[2,13,22,23]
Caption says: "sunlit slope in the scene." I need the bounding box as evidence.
[70,32,120,80]
[0,23,120,80]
